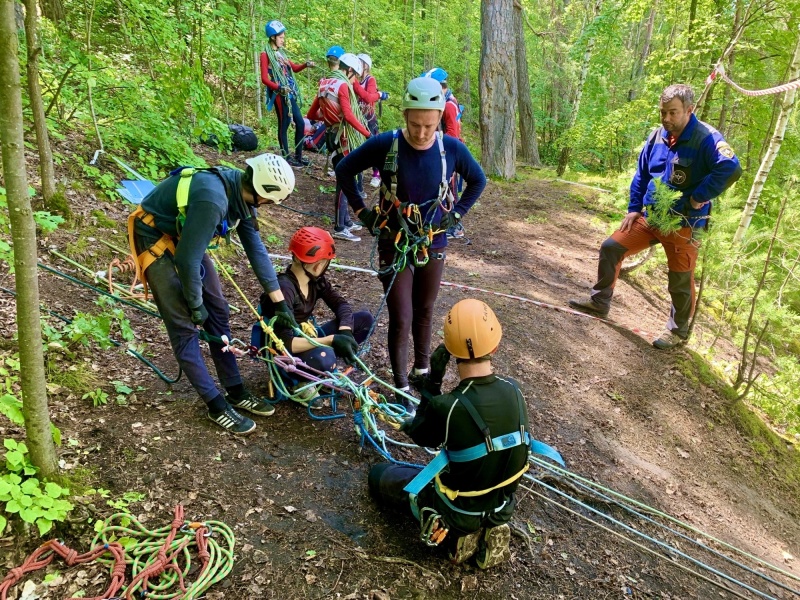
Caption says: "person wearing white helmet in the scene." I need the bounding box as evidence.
[335,77,486,410]
[306,52,372,243]
[260,19,315,167]
[127,154,299,435]
[353,53,390,189]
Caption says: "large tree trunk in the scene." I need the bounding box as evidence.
[732,35,800,245]
[0,0,59,478]
[479,0,517,179]
[556,0,601,176]
[23,0,56,204]
[514,1,541,166]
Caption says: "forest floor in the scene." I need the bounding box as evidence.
[1,145,800,600]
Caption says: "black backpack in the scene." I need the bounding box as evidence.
[229,124,258,152]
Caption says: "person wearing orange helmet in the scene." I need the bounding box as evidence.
[368,299,530,569]
[256,227,374,404]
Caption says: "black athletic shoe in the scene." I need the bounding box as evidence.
[568,298,609,319]
[207,406,256,435]
[229,391,275,416]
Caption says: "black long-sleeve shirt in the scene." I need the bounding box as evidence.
[259,268,354,347]
[406,374,530,513]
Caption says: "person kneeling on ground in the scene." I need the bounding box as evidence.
[257,227,374,405]
[368,299,529,569]
[128,154,299,435]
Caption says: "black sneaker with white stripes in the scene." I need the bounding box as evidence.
[229,390,276,416]
[207,405,256,435]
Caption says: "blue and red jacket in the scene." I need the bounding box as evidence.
[630,113,742,228]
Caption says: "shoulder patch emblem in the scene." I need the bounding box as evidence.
[716,141,735,159]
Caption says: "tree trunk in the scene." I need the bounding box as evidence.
[732,35,800,245]
[0,0,59,478]
[23,0,56,204]
[627,5,656,102]
[717,0,742,133]
[556,0,601,177]
[479,0,517,179]
[39,0,62,22]
[514,1,541,166]
[460,0,472,124]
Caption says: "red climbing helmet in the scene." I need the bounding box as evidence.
[288,227,336,263]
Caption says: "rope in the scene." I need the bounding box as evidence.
[91,505,235,600]
[0,540,126,600]
[709,64,800,97]
[264,43,304,108]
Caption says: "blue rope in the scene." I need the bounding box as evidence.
[353,412,423,468]
[528,475,779,600]
[530,459,800,597]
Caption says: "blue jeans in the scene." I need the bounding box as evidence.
[146,252,241,404]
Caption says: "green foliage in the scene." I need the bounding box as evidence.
[0,353,62,445]
[646,180,683,235]
[82,388,109,407]
[0,187,64,272]
[0,439,73,536]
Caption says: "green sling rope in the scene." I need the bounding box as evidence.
[328,69,368,152]
[265,44,304,109]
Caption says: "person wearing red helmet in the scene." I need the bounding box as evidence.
[256,227,374,403]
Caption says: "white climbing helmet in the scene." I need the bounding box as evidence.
[401,77,445,111]
[339,53,363,77]
[357,53,372,70]
[245,154,295,204]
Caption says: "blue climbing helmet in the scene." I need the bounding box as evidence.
[265,20,286,38]
[421,67,448,83]
[326,45,345,59]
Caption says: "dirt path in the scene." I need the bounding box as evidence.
[2,155,799,599]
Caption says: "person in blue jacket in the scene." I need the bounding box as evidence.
[569,84,742,349]
[129,154,299,435]
[335,77,486,408]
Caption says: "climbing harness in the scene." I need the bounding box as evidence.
[403,386,563,500]
[125,167,232,300]
[264,44,302,110]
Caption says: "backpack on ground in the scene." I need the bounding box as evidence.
[229,124,258,152]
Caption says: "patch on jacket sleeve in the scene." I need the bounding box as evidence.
[716,141,735,159]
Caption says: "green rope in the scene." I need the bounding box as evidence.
[265,44,304,109]
[328,70,368,152]
[92,511,235,599]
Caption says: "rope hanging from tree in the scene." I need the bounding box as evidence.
[707,64,800,97]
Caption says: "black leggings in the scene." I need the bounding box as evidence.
[274,93,305,160]
[378,244,445,388]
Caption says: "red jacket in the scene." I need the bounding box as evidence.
[353,75,380,118]
[306,76,370,138]
[260,51,308,92]
[442,94,462,140]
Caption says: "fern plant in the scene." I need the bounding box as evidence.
[647,180,684,235]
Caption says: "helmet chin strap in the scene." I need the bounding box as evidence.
[301,260,329,282]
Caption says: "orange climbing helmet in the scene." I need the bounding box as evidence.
[443,299,503,359]
[288,227,336,263]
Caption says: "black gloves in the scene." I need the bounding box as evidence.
[273,300,298,329]
[331,332,359,364]
[439,211,461,231]
[359,206,381,235]
[429,343,451,383]
[190,304,208,326]
[379,91,390,101]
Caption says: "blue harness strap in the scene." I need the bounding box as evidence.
[403,432,564,495]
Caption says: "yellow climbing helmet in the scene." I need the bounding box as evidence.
[443,299,503,360]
